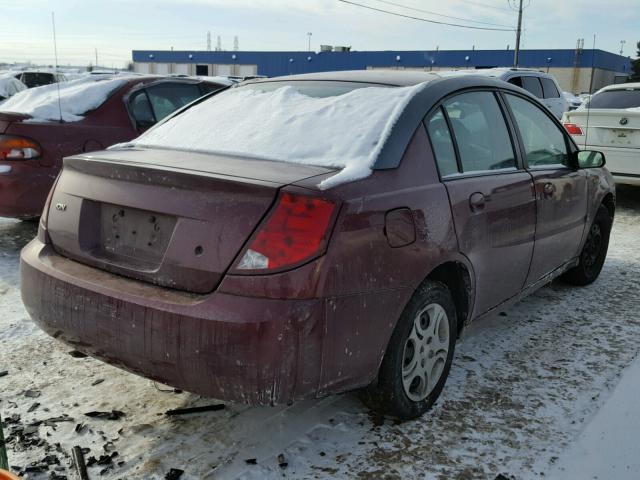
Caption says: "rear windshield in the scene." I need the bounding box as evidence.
[122,80,426,188]
[586,89,640,109]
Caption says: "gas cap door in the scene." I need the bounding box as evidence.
[384,208,416,248]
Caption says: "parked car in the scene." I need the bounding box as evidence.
[0,74,27,102]
[11,70,67,88]
[21,70,614,420]
[0,74,230,218]
[562,82,640,186]
[562,91,583,110]
[444,68,569,119]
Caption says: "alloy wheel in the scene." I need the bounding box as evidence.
[401,303,450,402]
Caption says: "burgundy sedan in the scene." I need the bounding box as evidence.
[0,75,228,219]
[20,71,614,419]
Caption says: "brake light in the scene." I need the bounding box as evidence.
[236,192,337,271]
[563,123,584,135]
[0,134,42,160]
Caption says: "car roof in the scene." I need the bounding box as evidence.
[251,70,441,87]
[437,67,549,79]
[598,82,640,92]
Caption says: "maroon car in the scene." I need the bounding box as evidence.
[0,75,229,219]
[20,71,615,419]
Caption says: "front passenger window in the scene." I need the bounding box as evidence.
[506,94,569,168]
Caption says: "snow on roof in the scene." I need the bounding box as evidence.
[0,74,26,100]
[0,75,136,122]
[193,75,236,86]
[120,83,427,189]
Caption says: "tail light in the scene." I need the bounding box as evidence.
[0,134,42,160]
[235,192,338,272]
[563,123,584,135]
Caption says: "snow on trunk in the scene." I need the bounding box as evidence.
[123,83,427,189]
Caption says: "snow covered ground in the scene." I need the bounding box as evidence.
[1,186,640,480]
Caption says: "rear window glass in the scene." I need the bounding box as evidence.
[540,78,560,98]
[521,77,544,98]
[121,81,427,189]
[426,109,458,177]
[586,89,640,109]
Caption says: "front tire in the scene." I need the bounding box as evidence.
[361,280,457,420]
[562,204,612,286]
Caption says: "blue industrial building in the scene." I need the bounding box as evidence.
[132,48,632,92]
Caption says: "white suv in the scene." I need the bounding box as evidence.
[562,82,640,186]
[443,68,569,119]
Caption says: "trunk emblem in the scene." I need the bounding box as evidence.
[55,203,67,212]
[620,117,629,125]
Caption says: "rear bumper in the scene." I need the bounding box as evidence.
[0,163,55,218]
[586,145,640,186]
[20,240,326,405]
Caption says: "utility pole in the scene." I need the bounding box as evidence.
[95,48,98,68]
[619,40,626,56]
[513,0,523,67]
[307,32,312,52]
[207,31,211,51]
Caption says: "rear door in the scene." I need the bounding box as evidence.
[504,93,587,285]
[426,90,536,316]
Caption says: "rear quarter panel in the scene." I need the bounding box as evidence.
[222,125,463,394]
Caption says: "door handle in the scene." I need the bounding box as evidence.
[543,182,555,198]
[469,192,486,212]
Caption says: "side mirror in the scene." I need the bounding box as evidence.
[577,150,605,169]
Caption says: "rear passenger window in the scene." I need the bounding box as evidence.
[521,77,544,98]
[540,78,560,98]
[508,77,523,88]
[505,94,569,168]
[426,109,458,177]
[443,92,516,173]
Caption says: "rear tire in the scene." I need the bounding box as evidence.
[562,204,612,286]
[360,280,457,420]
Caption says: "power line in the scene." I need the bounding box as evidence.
[338,0,515,31]
[458,0,511,11]
[369,0,513,27]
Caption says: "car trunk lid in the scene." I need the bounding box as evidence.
[565,109,640,149]
[46,148,333,293]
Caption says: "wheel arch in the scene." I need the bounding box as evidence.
[422,258,474,335]
[601,192,615,219]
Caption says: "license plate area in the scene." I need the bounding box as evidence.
[606,128,638,147]
[80,201,176,271]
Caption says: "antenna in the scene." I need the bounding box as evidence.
[51,12,63,124]
[584,34,596,149]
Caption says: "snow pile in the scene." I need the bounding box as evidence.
[123,83,426,188]
[0,74,26,100]
[194,75,235,86]
[0,75,135,122]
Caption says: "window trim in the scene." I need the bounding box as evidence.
[500,91,577,171]
[425,88,524,181]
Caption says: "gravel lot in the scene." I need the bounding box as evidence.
[1,186,639,480]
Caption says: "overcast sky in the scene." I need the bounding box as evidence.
[1,0,637,68]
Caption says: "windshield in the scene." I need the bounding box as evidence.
[586,88,640,109]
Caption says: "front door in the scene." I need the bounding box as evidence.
[426,91,536,316]
[504,93,588,284]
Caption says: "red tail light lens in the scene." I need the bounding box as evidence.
[236,192,337,271]
[563,123,584,135]
[0,134,42,160]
